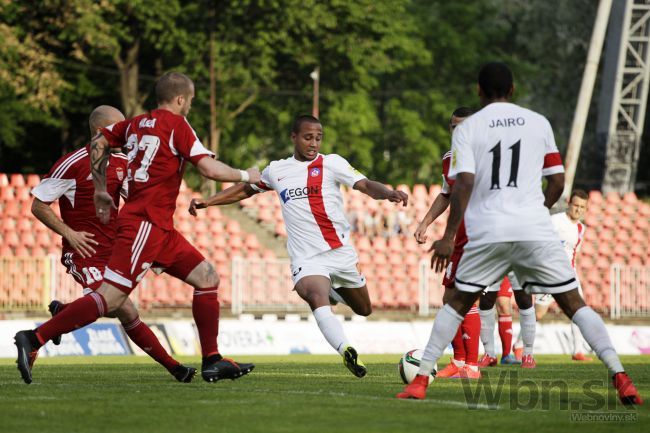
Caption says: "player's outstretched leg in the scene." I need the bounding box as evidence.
[554,290,642,405]
[27,299,65,369]
[397,291,477,399]
[14,290,111,384]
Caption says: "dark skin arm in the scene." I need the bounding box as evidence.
[189,183,258,216]
[352,179,408,206]
[543,172,564,209]
[429,172,474,272]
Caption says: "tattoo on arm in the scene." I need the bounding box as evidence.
[90,135,110,192]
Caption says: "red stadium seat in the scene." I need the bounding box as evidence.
[0,173,8,187]
[26,174,40,188]
[9,174,25,187]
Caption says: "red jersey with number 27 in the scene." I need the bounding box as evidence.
[101,108,214,230]
[441,151,468,250]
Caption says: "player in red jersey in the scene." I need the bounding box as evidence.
[28,105,194,382]
[14,72,261,385]
[414,107,481,379]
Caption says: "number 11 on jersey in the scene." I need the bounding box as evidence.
[489,140,520,190]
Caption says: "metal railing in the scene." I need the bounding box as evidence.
[610,264,650,318]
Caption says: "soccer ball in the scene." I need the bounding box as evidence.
[398,349,436,384]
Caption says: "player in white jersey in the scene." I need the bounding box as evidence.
[514,189,592,360]
[189,115,408,378]
[397,62,642,405]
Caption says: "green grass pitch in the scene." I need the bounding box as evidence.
[0,355,648,433]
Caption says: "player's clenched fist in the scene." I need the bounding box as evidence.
[387,190,408,207]
[188,198,207,217]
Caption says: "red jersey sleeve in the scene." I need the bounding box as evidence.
[172,118,215,165]
[100,120,132,149]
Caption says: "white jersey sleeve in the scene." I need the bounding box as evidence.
[448,122,476,179]
[250,165,274,193]
[541,121,564,177]
[327,154,366,187]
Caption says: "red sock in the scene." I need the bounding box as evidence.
[498,314,513,356]
[192,286,220,358]
[451,326,466,362]
[36,293,106,344]
[463,306,481,366]
[123,317,179,372]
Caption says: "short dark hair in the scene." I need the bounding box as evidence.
[570,189,589,201]
[155,72,193,104]
[291,114,321,134]
[478,62,513,99]
[450,107,473,123]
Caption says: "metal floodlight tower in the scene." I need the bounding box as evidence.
[600,0,650,193]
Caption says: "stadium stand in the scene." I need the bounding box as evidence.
[1,173,649,313]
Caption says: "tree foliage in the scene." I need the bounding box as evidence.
[0,0,611,189]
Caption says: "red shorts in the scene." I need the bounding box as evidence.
[103,218,205,294]
[61,252,107,291]
[497,277,513,298]
[442,249,464,288]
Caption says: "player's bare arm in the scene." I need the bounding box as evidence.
[543,172,564,209]
[196,157,261,184]
[430,172,474,272]
[414,193,450,244]
[188,183,258,217]
[353,179,408,206]
[31,198,99,258]
[90,133,116,224]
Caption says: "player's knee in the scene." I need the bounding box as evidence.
[479,293,496,310]
[96,283,127,314]
[115,300,139,323]
[515,293,533,310]
[199,262,220,288]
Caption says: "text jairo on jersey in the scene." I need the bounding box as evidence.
[488,117,525,128]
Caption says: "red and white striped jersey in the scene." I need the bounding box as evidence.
[449,102,564,245]
[31,145,128,259]
[101,108,213,230]
[251,154,366,262]
[551,212,585,269]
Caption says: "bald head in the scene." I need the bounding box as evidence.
[89,105,125,135]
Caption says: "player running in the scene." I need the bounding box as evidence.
[14,72,260,385]
[189,114,408,378]
[513,189,593,361]
[28,105,194,382]
[414,107,481,379]
[478,273,537,368]
[397,62,642,405]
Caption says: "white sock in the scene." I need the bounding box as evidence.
[418,304,464,375]
[572,306,624,374]
[571,322,589,354]
[518,306,536,356]
[479,306,496,357]
[313,306,349,355]
[452,358,465,367]
[513,332,524,349]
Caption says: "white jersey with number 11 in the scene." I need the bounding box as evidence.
[449,102,565,245]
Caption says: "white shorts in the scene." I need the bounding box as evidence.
[290,245,366,289]
[536,280,583,306]
[455,241,578,294]
[485,271,523,293]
